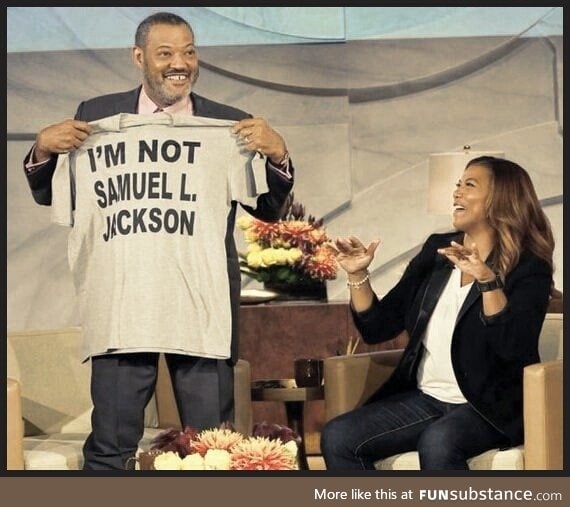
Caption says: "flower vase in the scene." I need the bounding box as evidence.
[264,280,327,302]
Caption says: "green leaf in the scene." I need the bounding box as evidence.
[258,271,270,283]
[275,267,292,281]
[286,272,300,283]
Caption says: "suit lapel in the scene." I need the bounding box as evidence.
[411,231,465,342]
[456,284,480,324]
[113,87,140,115]
[411,260,453,342]
[455,252,497,324]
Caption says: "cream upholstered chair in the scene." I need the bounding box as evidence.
[323,313,563,470]
[7,327,252,470]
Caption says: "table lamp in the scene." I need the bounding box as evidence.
[427,146,505,215]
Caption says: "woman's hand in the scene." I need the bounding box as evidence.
[328,236,380,275]
[437,241,495,282]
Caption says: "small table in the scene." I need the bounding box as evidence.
[251,380,324,470]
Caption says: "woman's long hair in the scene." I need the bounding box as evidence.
[466,156,555,277]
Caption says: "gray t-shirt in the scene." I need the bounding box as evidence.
[52,112,267,361]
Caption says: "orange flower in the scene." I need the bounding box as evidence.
[238,197,338,284]
[146,424,300,471]
[191,428,244,456]
[279,220,315,247]
[250,220,281,245]
[300,244,338,281]
[230,437,298,470]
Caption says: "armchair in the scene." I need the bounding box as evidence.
[323,313,563,470]
[7,327,252,470]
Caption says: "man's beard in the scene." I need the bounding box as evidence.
[143,63,198,106]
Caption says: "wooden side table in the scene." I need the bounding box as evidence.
[251,380,324,470]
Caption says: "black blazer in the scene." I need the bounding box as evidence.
[23,87,294,363]
[352,231,552,444]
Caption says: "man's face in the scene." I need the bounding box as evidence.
[133,23,199,107]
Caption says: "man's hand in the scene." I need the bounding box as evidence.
[231,117,287,164]
[33,119,93,162]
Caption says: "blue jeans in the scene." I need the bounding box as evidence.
[320,389,510,470]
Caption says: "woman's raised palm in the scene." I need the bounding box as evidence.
[331,236,380,274]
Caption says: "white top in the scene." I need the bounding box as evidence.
[416,267,472,403]
[51,112,267,361]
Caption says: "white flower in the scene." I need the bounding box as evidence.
[284,440,298,457]
[181,453,205,470]
[204,449,231,470]
[153,451,183,470]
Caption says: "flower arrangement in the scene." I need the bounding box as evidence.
[139,422,301,471]
[237,194,337,288]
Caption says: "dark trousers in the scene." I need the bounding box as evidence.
[320,389,510,470]
[82,352,234,470]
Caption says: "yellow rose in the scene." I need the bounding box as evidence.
[181,453,206,470]
[153,451,183,470]
[244,229,259,243]
[247,251,264,268]
[236,215,253,230]
[247,243,263,254]
[204,449,231,470]
[261,248,279,266]
[286,248,303,264]
[270,248,288,265]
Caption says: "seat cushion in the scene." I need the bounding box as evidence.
[467,447,524,470]
[23,428,165,470]
[374,446,524,470]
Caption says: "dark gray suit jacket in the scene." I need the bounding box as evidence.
[24,86,294,363]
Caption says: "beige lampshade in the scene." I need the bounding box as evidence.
[427,149,504,215]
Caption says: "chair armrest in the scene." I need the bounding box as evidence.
[233,359,253,436]
[324,349,404,421]
[523,359,563,470]
[155,354,183,429]
[7,377,25,470]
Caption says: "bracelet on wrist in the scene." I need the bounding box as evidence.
[476,273,504,293]
[346,271,370,289]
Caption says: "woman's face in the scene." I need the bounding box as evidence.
[452,163,493,233]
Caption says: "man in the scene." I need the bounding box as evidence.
[23,11,294,470]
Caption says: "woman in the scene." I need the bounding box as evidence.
[321,156,555,470]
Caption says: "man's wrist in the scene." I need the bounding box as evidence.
[269,150,289,168]
[25,145,53,173]
[267,151,292,179]
[31,144,52,164]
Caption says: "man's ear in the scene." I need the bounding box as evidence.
[132,46,144,69]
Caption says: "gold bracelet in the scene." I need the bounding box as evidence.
[346,271,370,289]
